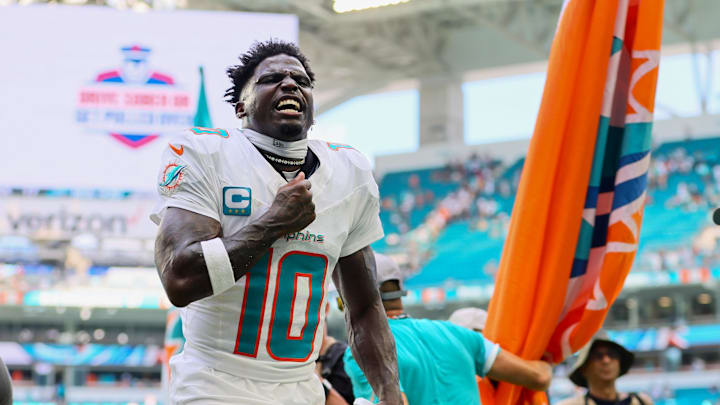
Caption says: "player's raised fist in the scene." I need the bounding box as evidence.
[264,171,316,234]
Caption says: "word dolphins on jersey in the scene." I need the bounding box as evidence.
[285,230,325,243]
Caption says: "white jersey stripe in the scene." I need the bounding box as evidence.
[288,274,312,339]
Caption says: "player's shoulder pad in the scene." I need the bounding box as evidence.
[167,127,232,156]
[314,140,372,172]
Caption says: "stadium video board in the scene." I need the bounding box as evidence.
[0,5,298,191]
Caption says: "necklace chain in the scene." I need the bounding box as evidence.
[263,152,305,166]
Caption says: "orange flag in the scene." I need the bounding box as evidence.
[161,309,185,401]
[484,0,664,404]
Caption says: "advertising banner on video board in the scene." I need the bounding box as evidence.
[0,5,297,191]
[0,196,158,239]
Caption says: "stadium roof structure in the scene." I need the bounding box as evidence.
[14,0,720,115]
[185,0,720,114]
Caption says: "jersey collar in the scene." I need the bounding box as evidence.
[236,128,332,202]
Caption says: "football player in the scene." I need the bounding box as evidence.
[152,40,402,404]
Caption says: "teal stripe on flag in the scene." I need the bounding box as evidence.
[573,220,594,261]
[611,36,623,55]
[574,116,611,262]
[620,122,653,156]
[588,116,611,188]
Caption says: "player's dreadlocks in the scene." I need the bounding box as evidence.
[225,39,315,105]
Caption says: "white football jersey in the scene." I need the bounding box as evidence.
[151,127,383,383]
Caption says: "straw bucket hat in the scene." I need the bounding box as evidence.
[568,330,634,387]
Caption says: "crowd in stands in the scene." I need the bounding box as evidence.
[377,154,516,275]
[650,145,720,211]
[0,263,61,302]
[376,138,720,279]
[635,244,720,272]
[380,153,515,235]
[9,369,159,389]
[0,260,166,310]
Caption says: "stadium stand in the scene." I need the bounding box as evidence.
[376,137,720,287]
[365,137,720,403]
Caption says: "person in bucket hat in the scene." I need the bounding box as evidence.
[558,331,653,405]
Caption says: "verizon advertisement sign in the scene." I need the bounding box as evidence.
[1,197,158,239]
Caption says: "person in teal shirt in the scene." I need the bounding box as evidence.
[343,253,553,405]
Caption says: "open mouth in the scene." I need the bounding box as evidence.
[274,96,303,115]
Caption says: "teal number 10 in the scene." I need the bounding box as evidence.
[233,249,328,362]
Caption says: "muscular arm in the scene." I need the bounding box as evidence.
[333,246,402,405]
[486,350,552,392]
[154,207,282,307]
[155,173,315,307]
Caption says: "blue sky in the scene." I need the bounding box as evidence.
[310,88,419,159]
[313,51,720,165]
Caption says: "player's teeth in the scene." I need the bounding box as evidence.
[277,99,300,110]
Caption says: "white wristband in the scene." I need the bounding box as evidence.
[200,238,235,296]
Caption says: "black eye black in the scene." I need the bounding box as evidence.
[260,74,282,83]
[295,77,311,87]
[259,73,311,87]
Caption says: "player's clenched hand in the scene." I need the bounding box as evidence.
[264,172,316,234]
